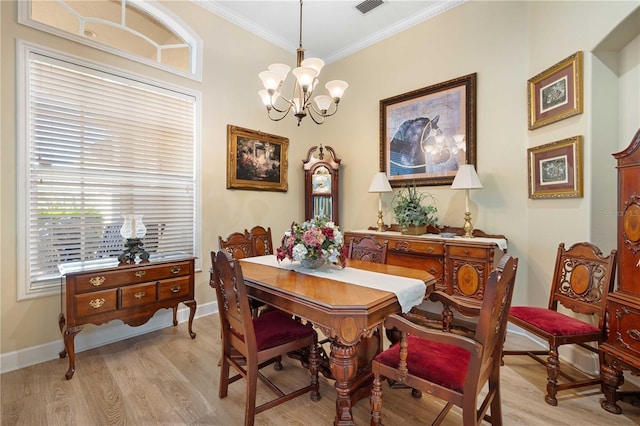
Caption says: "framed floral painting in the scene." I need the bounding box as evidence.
[528,51,583,130]
[528,136,583,199]
[227,125,288,192]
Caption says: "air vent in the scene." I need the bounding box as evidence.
[355,0,384,15]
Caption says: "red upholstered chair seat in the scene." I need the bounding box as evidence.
[509,306,600,336]
[374,335,471,392]
[254,311,315,350]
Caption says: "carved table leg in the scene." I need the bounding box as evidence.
[184,299,197,339]
[172,306,178,326]
[601,360,624,414]
[62,326,83,380]
[330,341,358,426]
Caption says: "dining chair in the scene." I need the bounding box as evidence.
[210,250,320,426]
[370,256,518,426]
[429,254,514,335]
[218,231,254,259]
[246,225,273,256]
[504,242,617,406]
[347,236,388,263]
[219,231,266,317]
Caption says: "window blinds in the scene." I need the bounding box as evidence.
[25,51,197,291]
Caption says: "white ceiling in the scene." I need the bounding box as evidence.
[195,1,465,63]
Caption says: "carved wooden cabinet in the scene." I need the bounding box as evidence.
[601,128,640,413]
[58,255,197,379]
[343,230,507,298]
[303,145,340,225]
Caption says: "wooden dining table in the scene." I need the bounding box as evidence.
[239,256,436,426]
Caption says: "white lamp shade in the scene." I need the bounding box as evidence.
[268,63,291,81]
[313,95,333,111]
[258,70,282,91]
[325,80,348,99]
[451,164,483,190]
[292,66,318,90]
[300,57,324,76]
[368,172,393,193]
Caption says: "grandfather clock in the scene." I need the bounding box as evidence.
[303,145,340,225]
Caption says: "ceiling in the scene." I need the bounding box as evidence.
[195,0,465,63]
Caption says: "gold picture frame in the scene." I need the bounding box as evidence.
[528,136,583,199]
[528,51,583,130]
[227,125,288,192]
[380,73,477,187]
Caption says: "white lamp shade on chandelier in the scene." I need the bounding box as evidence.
[258,1,348,126]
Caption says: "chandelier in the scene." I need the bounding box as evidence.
[258,0,348,126]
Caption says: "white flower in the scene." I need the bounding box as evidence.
[292,243,308,261]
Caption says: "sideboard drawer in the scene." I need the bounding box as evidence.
[75,289,118,318]
[159,277,191,300]
[389,240,444,256]
[121,282,157,309]
[447,245,488,260]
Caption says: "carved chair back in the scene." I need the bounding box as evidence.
[348,236,388,264]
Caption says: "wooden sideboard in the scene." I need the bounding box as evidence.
[601,129,640,413]
[343,229,507,299]
[58,255,197,379]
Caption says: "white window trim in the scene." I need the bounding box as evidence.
[18,0,203,82]
[16,39,202,300]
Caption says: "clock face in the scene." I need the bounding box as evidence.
[312,174,331,194]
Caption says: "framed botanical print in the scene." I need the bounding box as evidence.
[380,73,477,187]
[528,51,583,130]
[528,136,583,199]
[226,125,288,192]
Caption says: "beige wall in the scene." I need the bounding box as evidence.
[1,1,638,366]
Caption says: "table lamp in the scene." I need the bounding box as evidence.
[451,164,483,238]
[368,172,393,232]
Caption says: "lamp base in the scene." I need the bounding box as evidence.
[118,238,150,264]
[376,210,386,232]
[462,211,474,238]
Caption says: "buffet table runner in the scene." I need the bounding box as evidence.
[241,255,426,313]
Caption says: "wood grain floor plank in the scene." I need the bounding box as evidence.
[2,314,640,425]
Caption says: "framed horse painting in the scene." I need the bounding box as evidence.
[379,73,477,187]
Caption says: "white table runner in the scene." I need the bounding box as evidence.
[241,255,426,313]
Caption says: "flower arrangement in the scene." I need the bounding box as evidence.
[276,217,346,268]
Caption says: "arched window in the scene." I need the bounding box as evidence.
[19,0,203,81]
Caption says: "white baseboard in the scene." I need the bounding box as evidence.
[0,301,217,375]
[1,304,601,378]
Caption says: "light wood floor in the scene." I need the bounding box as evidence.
[2,314,640,425]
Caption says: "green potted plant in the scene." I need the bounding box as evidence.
[392,184,438,235]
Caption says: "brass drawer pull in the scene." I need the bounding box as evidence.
[89,276,105,287]
[628,329,640,341]
[135,271,146,278]
[428,267,439,274]
[170,285,181,293]
[171,266,181,274]
[89,298,105,309]
[464,249,470,255]
[134,291,146,299]
[426,247,434,253]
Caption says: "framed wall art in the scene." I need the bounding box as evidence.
[226,125,288,192]
[380,73,476,187]
[528,51,583,130]
[528,136,583,199]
